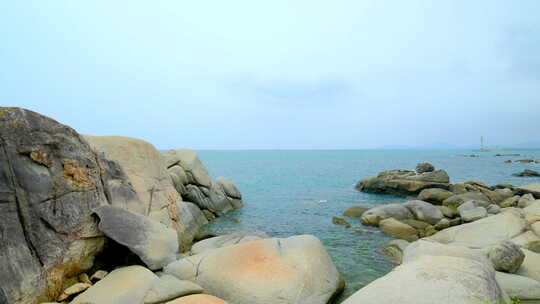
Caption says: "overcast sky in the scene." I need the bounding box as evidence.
[1,1,539,149]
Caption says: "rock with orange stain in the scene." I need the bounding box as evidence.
[166,294,228,304]
[164,235,344,304]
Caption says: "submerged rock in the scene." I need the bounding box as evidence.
[332,216,352,228]
[513,169,540,177]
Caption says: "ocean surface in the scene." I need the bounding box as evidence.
[195,149,540,302]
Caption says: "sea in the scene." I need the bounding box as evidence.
[195,149,540,302]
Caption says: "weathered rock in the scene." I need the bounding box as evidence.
[71,266,158,304]
[516,249,540,282]
[144,274,203,304]
[500,195,520,208]
[166,294,228,304]
[460,206,488,222]
[355,169,450,196]
[417,188,453,204]
[457,200,476,213]
[380,239,410,264]
[486,241,525,273]
[215,177,242,200]
[90,270,108,282]
[0,108,140,303]
[487,204,501,214]
[342,255,506,304]
[518,194,535,208]
[496,272,540,301]
[164,235,344,304]
[162,149,212,188]
[442,192,490,208]
[415,162,435,173]
[342,205,368,217]
[190,232,270,255]
[402,240,489,265]
[168,165,189,195]
[510,231,540,253]
[449,182,468,194]
[404,200,444,225]
[332,216,351,228]
[360,204,413,226]
[379,218,418,242]
[428,209,527,247]
[94,206,179,270]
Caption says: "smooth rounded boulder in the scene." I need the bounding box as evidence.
[164,235,344,304]
[190,232,270,255]
[485,241,525,273]
[379,218,418,241]
[417,188,454,204]
[341,255,507,304]
[360,204,413,226]
[404,200,444,225]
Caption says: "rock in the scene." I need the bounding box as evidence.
[449,217,462,226]
[190,232,270,255]
[516,249,540,282]
[164,235,344,304]
[417,188,454,204]
[516,159,535,163]
[94,206,179,270]
[0,108,142,303]
[428,209,527,248]
[355,169,450,196]
[515,182,540,198]
[504,160,512,163]
[380,239,410,264]
[496,184,515,189]
[486,241,525,273]
[402,240,489,265]
[404,200,444,225]
[90,270,108,282]
[360,204,413,226]
[434,218,450,230]
[510,231,540,253]
[341,255,506,304]
[457,200,476,213]
[449,182,468,194]
[57,283,92,301]
[379,218,418,242]
[496,272,540,301]
[162,149,212,188]
[487,204,501,214]
[513,169,540,177]
[442,192,490,208]
[439,205,457,218]
[166,294,228,304]
[399,219,430,230]
[460,206,488,222]
[342,205,369,217]
[332,216,351,228]
[501,196,521,208]
[168,165,189,195]
[71,266,158,304]
[78,273,92,285]
[523,200,540,224]
[518,194,535,208]
[215,177,242,200]
[144,274,203,304]
[415,162,435,173]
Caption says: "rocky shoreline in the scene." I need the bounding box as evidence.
[339,162,540,303]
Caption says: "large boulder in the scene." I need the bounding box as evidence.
[0,108,139,303]
[166,294,228,304]
[415,162,434,173]
[94,206,179,270]
[190,232,270,255]
[417,188,454,204]
[355,168,450,196]
[402,240,488,265]
[515,249,540,282]
[427,209,527,248]
[404,200,444,225]
[379,218,418,242]
[360,204,413,226]
[342,205,369,217]
[515,182,540,198]
[380,240,410,264]
[510,231,540,253]
[342,255,506,304]
[71,266,158,304]
[215,177,242,200]
[164,235,344,304]
[162,149,212,188]
[442,192,490,209]
[144,274,203,304]
[485,241,525,273]
[496,272,540,301]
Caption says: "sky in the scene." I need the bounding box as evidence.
[1,1,539,149]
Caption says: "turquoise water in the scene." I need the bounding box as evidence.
[196,150,540,302]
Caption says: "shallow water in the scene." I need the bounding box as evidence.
[196,149,540,302]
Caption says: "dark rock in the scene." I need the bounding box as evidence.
[512,169,540,177]
[415,162,435,173]
[332,216,351,228]
[504,160,512,163]
[496,154,520,157]
[515,159,534,163]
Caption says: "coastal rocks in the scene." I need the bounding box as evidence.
[332,216,352,228]
[501,196,520,208]
[417,188,453,204]
[162,149,212,188]
[515,249,540,282]
[518,194,535,208]
[460,206,488,222]
[415,162,434,173]
[0,107,127,303]
[402,240,488,265]
[355,164,450,196]
[427,209,527,247]
[166,294,228,304]
[190,232,270,255]
[403,200,443,225]
[486,241,525,273]
[510,231,540,253]
[71,266,158,304]
[380,240,410,264]
[164,235,344,304]
[379,218,418,241]
[495,272,540,301]
[360,204,413,226]
[513,169,540,177]
[144,275,203,304]
[442,192,490,209]
[342,205,368,217]
[94,206,179,270]
[516,182,540,198]
[341,255,506,304]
